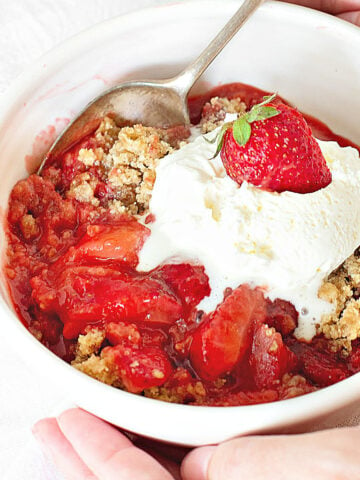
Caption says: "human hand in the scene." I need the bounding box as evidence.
[33,408,360,480]
[33,408,184,480]
[181,426,360,480]
[283,0,360,25]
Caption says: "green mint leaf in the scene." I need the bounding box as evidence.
[257,93,277,107]
[233,116,251,146]
[213,138,224,157]
[209,123,230,158]
[246,93,278,123]
[251,106,280,122]
[246,106,260,123]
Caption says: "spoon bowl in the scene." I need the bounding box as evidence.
[39,0,263,170]
[45,79,190,161]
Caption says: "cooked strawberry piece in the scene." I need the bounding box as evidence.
[153,264,210,309]
[31,310,64,346]
[144,213,156,224]
[60,150,84,189]
[31,266,183,339]
[55,134,96,189]
[250,324,298,389]
[102,344,173,393]
[266,298,298,336]
[94,181,116,204]
[220,99,332,194]
[189,285,266,381]
[164,367,195,389]
[105,321,166,349]
[140,328,168,348]
[349,341,360,372]
[106,321,141,347]
[65,221,150,268]
[7,174,87,261]
[288,339,349,387]
[161,125,191,148]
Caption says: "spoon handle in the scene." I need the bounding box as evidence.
[171,0,264,95]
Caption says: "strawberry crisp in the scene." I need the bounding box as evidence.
[5,83,360,407]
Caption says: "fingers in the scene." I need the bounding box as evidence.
[32,418,97,480]
[181,427,360,480]
[56,408,175,480]
[282,0,360,14]
[130,432,189,479]
[33,409,175,480]
[280,0,360,26]
[338,10,360,24]
[139,448,182,480]
[181,446,216,480]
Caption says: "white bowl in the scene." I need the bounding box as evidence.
[1,1,360,447]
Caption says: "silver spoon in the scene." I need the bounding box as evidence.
[38,0,263,172]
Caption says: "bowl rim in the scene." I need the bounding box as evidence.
[2,0,360,445]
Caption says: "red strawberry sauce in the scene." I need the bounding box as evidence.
[5,83,360,405]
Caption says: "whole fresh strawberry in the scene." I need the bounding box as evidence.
[217,94,332,194]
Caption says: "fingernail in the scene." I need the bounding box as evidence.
[181,446,216,480]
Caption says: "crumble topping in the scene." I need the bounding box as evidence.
[200,96,247,133]
[78,147,104,167]
[66,99,245,216]
[279,374,316,399]
[73,354,120,386]
[318,253,360,353]
[72,329,122,386]
[67,118,176,216]
[67,172,100,206]
[19,213,40,240]
[95,116,121,150]
[144,368,207,404]
[73,328,106,362]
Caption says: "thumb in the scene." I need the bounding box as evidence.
[181,438,263,480]
[180,446,216,480]
[181,427,360,480]
[181,436,297,480]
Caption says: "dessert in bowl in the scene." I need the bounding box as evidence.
[1,1,360,445]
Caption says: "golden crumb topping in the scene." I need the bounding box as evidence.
[144,368,207,404]
[318,254,360,353]
[200,96,247,133]
[279,374,316,400]
[73,328,106,363]
[67,118,174,216]
[73,354,120,386]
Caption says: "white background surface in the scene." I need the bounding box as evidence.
[0,1,190,479]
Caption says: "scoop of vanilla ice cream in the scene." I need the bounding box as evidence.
[137,126,360,340]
